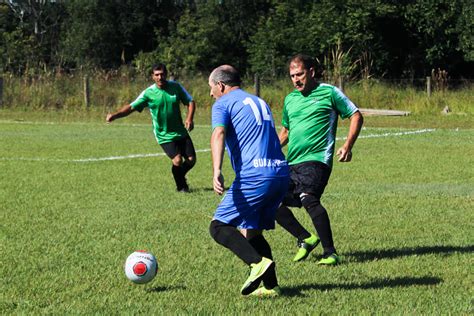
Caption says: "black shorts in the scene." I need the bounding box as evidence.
[282,161,332,207]
[160,136,196,159]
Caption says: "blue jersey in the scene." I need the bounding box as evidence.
[212,89,288,179]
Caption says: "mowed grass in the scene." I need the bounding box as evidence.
[0,110,472,314]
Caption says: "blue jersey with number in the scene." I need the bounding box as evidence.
[212,89,289,179]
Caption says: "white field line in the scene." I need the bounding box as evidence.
[340,128,436,140]
[1,128,436,163]
[0,120,435,131]
[71,148,211,162]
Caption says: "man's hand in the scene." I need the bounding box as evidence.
[336,145,352,162]
[213,172,225,195]
[185,119,194,132]
[106,113,114,123]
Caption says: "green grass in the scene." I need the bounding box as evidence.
[0,109,472,314]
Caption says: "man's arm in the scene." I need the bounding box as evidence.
[279,126,289,147]
[106,104,135,123]
[211,126,226,195]
[184,100,196,132]
[336,111,364,162]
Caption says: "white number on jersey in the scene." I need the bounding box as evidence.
[243,97,274,127]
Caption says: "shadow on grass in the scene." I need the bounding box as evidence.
[283,276,442,297]
[146,285,187,293]
[345,245,474,263]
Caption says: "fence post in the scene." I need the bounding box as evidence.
[83,75,90,107]
[254,73,260,97]
[426,76,431,97]
[338,76,344,91]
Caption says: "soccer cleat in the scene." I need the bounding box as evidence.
[293,234,320,262]
[241,257,275,295]
[250,286,281,297]
[177,187,190,193]
[317,253,340,265]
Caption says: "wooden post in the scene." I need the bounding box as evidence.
[0,76,3,107]
[426,76,431,97]
[254,73,260,97]
[338,76,344,91]
[83,75,90,107]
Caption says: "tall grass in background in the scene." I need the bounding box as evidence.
[2,70,473,116]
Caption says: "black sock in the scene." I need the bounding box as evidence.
[171,165,186,190]
[300,195,336,254]
[181,161,194,175]
[209,220,261,265]
[306,204,335,254]
[275,205,311,241]
[248,235,278,289]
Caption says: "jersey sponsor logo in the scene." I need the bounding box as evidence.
[253,158,287,168]
[169,95,177,102]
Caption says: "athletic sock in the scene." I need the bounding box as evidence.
[209,220,261,265]
[275,205,312,241]
[171,165,186,190]
[248,235,278,289]
[307,204,335,253]
[181,161,194,175]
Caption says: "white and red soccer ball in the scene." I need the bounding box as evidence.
[124,251,158,284]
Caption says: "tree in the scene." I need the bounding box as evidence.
[2,0,65,72]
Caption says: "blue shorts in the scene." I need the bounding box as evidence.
[213,176,289,230]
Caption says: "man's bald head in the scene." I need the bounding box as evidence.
[209,65,241,87]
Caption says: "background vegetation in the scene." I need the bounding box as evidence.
[1,0,473,80]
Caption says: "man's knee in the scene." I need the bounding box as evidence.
[186,155,196,166]
[300,194,326,218]
[172,154,183,166]
[240,228,262,240]
[209,220,229,242]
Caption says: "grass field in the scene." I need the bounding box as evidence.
[0,109,472,314]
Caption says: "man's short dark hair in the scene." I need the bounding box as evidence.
[210,65,241,87]
[289,54,316,71]
[152,63,167,74]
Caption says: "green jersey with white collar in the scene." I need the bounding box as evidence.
[282,83,358,166]
[131,81,193,144]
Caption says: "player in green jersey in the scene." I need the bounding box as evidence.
[106,63,196,192]
[276,54,364,264]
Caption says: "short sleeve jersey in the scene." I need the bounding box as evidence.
[212,89,289,179]
[130,81,193,144]
[282,83,358,166]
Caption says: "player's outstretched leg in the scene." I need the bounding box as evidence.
[276,205,320,262]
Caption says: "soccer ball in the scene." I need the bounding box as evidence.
[124,251,158,284]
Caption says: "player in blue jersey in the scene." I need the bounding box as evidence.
[209,65,289,297]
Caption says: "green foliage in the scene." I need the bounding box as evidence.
[0,1,472,77]
[0,28,35,73]
[402,0,466,75]
[456,0,474,62]
[247,1,310,77]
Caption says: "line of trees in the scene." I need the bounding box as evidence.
[0,0,472,79]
